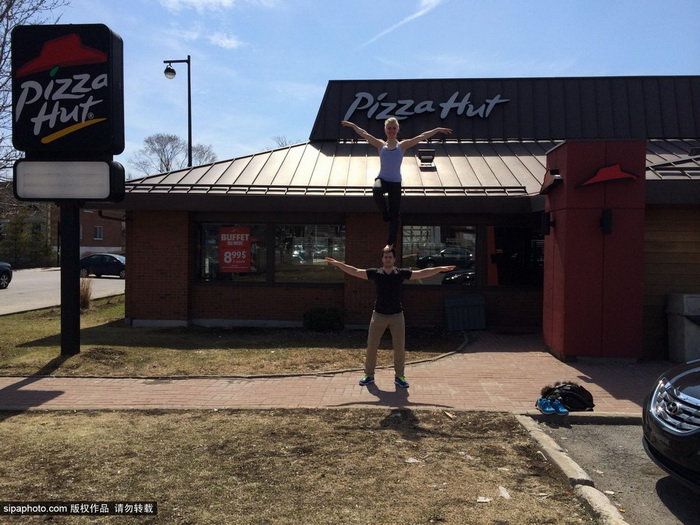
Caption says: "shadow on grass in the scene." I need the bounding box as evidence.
[17,321,458,353]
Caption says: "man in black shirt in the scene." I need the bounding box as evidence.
[326,247,455,388]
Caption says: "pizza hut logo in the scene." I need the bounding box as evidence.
[15,34,108,144]
[12,24,123,156]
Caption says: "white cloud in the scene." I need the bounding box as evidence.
[209,32,246,49]
[159,0,236,10]
[159,0,279,11]
[361,0,445,47]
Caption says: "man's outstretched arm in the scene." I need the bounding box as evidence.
[409,265,456,280]
[325,257,369,280]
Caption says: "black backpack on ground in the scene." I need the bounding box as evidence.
[540,381,595,411]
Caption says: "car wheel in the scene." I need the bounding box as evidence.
[79,269,89,278]
[119,270,126,279]
[0,273,9,289]
[425,260,436,268]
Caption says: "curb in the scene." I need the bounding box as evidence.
[516,415,629,525]
[524,410,643,426]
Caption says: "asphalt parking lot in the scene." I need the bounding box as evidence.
[0,267,125,316]
[538,418,700,525]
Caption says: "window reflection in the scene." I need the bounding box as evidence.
[274,225,345,283]
[403,225,476,286]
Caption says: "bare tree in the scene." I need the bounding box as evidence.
[271,136,301,149]
[129,133,217,177]
[0,0,70,180]
[192,143,217,166]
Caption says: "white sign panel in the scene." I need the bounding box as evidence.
[14,160,112,199]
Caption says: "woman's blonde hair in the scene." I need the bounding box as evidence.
[384,117,399,129]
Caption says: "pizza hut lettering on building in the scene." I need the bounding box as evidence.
[11,24,124,158]
[343,91,510,122]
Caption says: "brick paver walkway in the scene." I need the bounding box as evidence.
[0,332,672,414]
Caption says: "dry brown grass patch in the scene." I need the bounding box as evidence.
[0,409,597,524]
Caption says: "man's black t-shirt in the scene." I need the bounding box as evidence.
[366,268,413,315]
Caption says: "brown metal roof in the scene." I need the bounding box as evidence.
[645,140,700,204]
[101,138,699,212]
[126,140,556,198]
[646,141,700,181]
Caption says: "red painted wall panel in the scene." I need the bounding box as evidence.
[543,140,646,359]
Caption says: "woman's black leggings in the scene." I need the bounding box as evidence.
[373,177,401,246]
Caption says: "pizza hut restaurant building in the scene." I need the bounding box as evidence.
[96,76,700,361]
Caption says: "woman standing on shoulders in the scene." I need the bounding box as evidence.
[341,118,452,251]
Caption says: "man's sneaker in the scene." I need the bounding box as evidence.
[359,375,374,386]
[535,397,555,415]
[549,398,569,416]
[394,376,409,388]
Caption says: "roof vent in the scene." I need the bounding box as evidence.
[418,148,435,170]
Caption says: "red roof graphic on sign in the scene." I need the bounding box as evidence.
[580,164,636,187]
[16,33,107,78]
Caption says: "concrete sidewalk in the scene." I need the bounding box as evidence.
[0,331,671,414]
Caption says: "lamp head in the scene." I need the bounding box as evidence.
[164,64,176,79]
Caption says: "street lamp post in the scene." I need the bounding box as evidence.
[163,55,192,167]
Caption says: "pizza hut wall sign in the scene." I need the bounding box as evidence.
[12,24,124,158]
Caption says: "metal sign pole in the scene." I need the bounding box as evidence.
[60,200,81,356]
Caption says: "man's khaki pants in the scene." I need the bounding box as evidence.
[364,311,405,377]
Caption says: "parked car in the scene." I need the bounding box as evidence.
[441,267,475,285]
[0,261,12,289]
[416,246,474,269]
[642,359,700,492]
[79,253,126,279]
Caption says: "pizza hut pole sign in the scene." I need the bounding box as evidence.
[11,24,125,201]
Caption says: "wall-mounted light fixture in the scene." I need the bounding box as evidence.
[541,211,555,235]
[600,208,613,235]
[539,168,563,194]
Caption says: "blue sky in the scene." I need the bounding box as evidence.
[58,0,700,177]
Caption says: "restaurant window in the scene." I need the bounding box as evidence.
[489,227,544,286]
[198,223,267,282]
[274,224,345,283]
[403,225,476,286]
[402,224,543,286]
[197,223,345,283]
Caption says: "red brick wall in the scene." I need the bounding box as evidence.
[58,208,125,256]
[403,288,543,327]
[126,210,193,322]
[190,285,343,322]
[342,213,391,324]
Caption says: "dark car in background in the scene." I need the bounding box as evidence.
[0,261,12,289]
[79,253,126,279]
[416,246,474,269]
[642,359,700,492]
